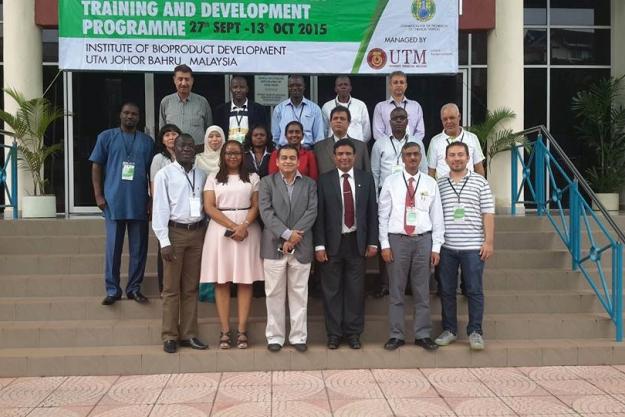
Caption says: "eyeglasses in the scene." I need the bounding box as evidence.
[225,152,243,157]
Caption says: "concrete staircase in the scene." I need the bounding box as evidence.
[1,216,625,377]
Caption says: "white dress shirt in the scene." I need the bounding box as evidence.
[378,170,445,252]
[371,134,428,191]
[151,161,208,247]
[322,96,372,142]
[427,129,485,178]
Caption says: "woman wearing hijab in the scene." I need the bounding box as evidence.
[195,125,226,176]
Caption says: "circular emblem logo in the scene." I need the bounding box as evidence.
[412,0,436,22]
[367,48,387,70]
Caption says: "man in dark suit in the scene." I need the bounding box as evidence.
[314,106,371,175]
[314,139,379,349]
[259,145,318,353]
[213,76,269,142]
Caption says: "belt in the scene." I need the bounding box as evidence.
[168,220,206,230]
[390,231,432,238]
[219,207,251,211]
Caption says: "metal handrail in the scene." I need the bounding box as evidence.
[0,130,19,219]
[511,125,623,341]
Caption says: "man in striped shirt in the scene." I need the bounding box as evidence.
[434,142,495,350]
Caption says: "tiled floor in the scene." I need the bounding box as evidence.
[3,366,625,416]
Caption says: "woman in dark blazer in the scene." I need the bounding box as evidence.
[243,125,274,178]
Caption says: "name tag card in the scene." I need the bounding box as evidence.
[121,161,135,181]
[189,197,202,217]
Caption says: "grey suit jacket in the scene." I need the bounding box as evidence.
[259,173,318,264]
[314,136,371,175]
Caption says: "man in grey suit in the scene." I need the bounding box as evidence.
[314,139,378,350]
[314,106,371,175]
[259,145,318,353]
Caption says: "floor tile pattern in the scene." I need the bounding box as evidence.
[4,366,625,415]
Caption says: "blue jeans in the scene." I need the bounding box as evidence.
[438,247,484,335]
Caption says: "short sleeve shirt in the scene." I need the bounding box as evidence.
[89,128,154,220]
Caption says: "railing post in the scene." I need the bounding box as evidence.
[510,145,517,216]
[11,141,18,219]
[569,180,580,271]
[613,242,623,342]
[535,134,546,216]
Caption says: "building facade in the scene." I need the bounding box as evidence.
[1,0,624,216]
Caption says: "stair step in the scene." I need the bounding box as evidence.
[0,312,614,349]
[1,338,624,377]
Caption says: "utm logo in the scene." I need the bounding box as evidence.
[412,0,436,22]
[367,48,387,70]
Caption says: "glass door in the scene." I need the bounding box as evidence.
[68,71,147,213]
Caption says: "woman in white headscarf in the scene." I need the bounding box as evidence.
[195,125,225,175]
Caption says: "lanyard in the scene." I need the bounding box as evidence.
[251,149,267,171]
[390,136,406,164]
[183,167,196,197]
[290,103,305,122]
[403,172,421,206]
[335,98,351,109]
[446,130,465,145]
[448,174,469,203]
[392,100,407,109]
[232,105,246,127]
[120,129,137,159]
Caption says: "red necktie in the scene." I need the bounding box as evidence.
[404,177,415,235]
[343,173,354,229]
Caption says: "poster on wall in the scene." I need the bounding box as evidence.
[59,0,458,74]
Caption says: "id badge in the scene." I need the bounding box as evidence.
[189,197,202,217]
[230,132,246,143]
[453,204,466,222]
[406,207,418,226]
[392,164,404,174]
[121,161,135,181]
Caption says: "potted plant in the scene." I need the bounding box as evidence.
[571,76,625,211]
[466,107,527,176]
[0,88,64,217]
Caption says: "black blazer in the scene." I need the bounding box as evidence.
[244,150,271,178]
[314,168,378,257]
[213,101,269,134]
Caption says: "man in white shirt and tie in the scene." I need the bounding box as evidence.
[378,141,445,352]
[152,134,209,354]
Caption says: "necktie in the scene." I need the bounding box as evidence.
[404,177,415,235]
[343,173,354,229]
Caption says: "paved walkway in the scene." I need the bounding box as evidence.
[2,366,625,416]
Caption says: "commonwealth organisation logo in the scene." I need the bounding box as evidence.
[367,48,387,70]
[412,0,436,22]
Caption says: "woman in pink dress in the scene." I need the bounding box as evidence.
[200,140,263,349]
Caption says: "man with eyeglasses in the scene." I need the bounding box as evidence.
[152,134,209,353]
[370,107,428,298]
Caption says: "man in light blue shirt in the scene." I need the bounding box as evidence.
[271,75,325,149]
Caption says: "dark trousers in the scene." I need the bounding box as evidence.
[104,216,148,297]
[319,233,366,338]
[438,247,485,335]
[162,225,205,341]
[157,243,164,293]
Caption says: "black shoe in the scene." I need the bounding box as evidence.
[415,338,439,351]
[347,336,362,350]
[267,343,282,352]
[127,291,149,304]
[327,336,340,350]
[163,340,177,353]
[180,337,208,350]
[292,343,308,352]
[101,295,121,305]
[372,287,389,299]
[384,338,405,351]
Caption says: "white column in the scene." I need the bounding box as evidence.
[613,0,625,82]
[486,0,524,213]
[3,0,43,216]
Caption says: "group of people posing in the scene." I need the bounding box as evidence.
[89,65,495,356]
